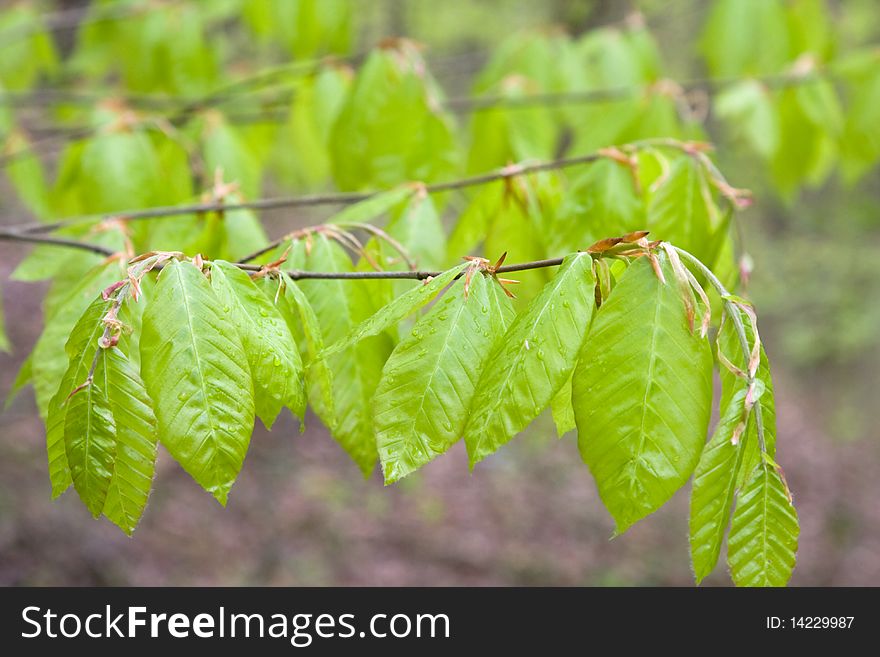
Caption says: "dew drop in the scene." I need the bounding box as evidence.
[481,306,489,314]
[537,350,545,361]
[443,421,453,432]
[273,357,281,367]
[177,391,188,402]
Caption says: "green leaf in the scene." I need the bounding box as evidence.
[550,375,576,438]
[465,253,595,465]
[140,259,255,504]
[46,297,112,499]
[0,284,9,353]
[329,43,457,190]
[31,262,120,419]
[714,80,779,159]
[6,354,32,410]
[260,273,337,431]
[689,388,749,583]
[717,306,777,486]
[210,261,306,429]
[701,0,789,77]
[100,347,158,535]
[386,193,448,270]
[4,131,52,219]
[728,464,799,587]
[330,186,414,226]
[202,116,262,199]
[289,236,393,475]
[79,131,161,214]
[447,182,504,259]
[646,156,718,264]
[549,159,644,255]
[320,262,468,360]
[573,254,714,533]
[375,272,514,483]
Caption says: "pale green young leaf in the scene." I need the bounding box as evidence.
[64,348,117,517]
[728,464,799,587]
[265,273,337,430]
[573,255,714,533]
[0,285,9,353]
[31,262,120,419]
[689,388,749,584]
[646,156,718,265]
[551,375,576,438]
[375,272,515,483]
[79,131,161,214]
[700,0,789,77]
[289,236,393,474]
[329,44,457,190]
[4,132,51,219]
[465,253,595,465]
[202,116,262,199]
[717,306,777,486]
[210,261,306,429]
[140,259,255,505]
[320,262,468,360]
[386,193,448,270]
[548,159,644,255]
[715,80,780,159]
[446,182,504,259]
[46,297,111,500]
[6,354,32,410]
[100,347,158,535]
[330,186,414,226]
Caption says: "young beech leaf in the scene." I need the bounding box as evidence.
[727,464,799,587]
[386,193,448,271]
[99,347,158,535]
[646,156,717,265]
[46,297,111,499]
[257,273,337,431]
[573,254,714,533]
[289,236,393,475]
[319,262,468,360]
[465,252,595,465]
[140,259,254,505]
[0,285,9,353]
[550,375,576,438]
[32,261,120,420]
[329,185,414,226]
[210,261,306,429]
[717,306,777,487]
[374,272,515,484]
[689,388,749,584]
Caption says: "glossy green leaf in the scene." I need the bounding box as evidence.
[728,464,799,587]
[375,272,515,483]
[100,347,158,535]
[701,0,789,77]
[573,255,714,533]
[689,388,749,583]
[140,259,254,504]
[320,262,467,360]
[465,253,595,465]
[210,261,306,429]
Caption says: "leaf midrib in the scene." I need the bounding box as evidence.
[175,264,222,491]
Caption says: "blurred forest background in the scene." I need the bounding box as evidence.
[1,0,879,585]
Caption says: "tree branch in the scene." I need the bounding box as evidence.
[0,229,116,257]
[7,139,693,241]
